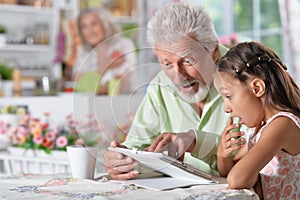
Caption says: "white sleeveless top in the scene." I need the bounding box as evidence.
[248,112,300,200]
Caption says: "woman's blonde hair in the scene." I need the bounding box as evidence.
[77,7,120,50]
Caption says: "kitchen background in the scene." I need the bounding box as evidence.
[0,0,299,97]
[0,0,299,175]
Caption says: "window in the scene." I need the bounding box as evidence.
[200,0,284,61]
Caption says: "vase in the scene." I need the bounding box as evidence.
[0,33,6,48]
[2,80,14,97]
[0,114,19,150]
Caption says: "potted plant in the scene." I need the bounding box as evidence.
[0,24,7,47]
[0,63,14,97]
[0,63,13,80]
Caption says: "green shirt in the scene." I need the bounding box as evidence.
[122,45,230,175]
[122,72,229,175]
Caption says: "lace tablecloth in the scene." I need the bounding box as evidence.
[0,173,259,200]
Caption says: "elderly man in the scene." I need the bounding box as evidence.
[103,2,239,180]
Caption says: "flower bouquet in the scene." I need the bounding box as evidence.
[0,105,28,149]
[10,113,98,154]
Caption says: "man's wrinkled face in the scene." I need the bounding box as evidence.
[155,39,216,103]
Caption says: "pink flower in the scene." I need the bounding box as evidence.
[0,121,8,134]
[46,129,58,141]
[16,126,29,137]
[219,33,239,48]
[56,135,68,148]
[42,137,54,149]
[33,135,44,145]
[229,33,238,42]
[219,36,231,46]
[12,134,26,145]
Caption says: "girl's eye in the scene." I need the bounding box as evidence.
[225,95,231,100]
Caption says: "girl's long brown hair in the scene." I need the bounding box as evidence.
[218,41,300,117]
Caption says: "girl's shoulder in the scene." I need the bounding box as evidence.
[266,112,300,129]
[255,111,300,143]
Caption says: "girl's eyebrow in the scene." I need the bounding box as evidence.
[218,87,228,93]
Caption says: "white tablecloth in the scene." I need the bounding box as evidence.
[0,173,259,200]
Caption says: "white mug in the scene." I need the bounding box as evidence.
[66,145,98,179]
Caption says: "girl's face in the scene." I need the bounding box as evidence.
[80,13,105,47]
[214,72,264,128]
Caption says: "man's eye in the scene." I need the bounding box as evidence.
[183,58,193,66]
[163,62,172,68]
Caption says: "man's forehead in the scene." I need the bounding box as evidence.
[155,40,206,55]
[155,45,195,57]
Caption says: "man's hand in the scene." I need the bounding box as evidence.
[103,141,139,180]
[147,130,196,161]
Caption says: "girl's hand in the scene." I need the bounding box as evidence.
[217,117,245,159]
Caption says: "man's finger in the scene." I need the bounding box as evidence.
[110,140,126,148]
[108,161,139,174]
[148,135,163,151]
[104,154,134,167]
[168,142,177,158]
[154,136,171,152]
[109,170,139,180]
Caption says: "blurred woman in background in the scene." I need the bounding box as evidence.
[73,7,136,94]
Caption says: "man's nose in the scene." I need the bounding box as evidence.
[172,64,187,82]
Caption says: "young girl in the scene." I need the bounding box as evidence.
[214,41,300,200]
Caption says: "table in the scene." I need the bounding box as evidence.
[0,173,259,200]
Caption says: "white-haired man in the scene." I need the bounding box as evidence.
[103,2,243,180]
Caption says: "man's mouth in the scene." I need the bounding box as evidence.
[178,80,198,92]
[182,81,196,88]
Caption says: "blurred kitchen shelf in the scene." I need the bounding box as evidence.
[0,1,77,78]
[114,16,138,24]
[0,4,53,15]
[21,69,50,77]
[0,44,52,52]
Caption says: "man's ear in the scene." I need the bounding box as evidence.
[212,44,219,63]
[250,78,265,97]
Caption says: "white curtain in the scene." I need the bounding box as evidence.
[278,0,300,84]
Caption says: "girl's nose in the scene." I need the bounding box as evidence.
[224,104,232,113]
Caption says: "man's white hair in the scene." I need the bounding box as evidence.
[147,2,218,54]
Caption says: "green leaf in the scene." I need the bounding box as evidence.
[44,148,51,154]
[0,63,13,80]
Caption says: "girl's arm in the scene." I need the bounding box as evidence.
[227,117,295,189]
